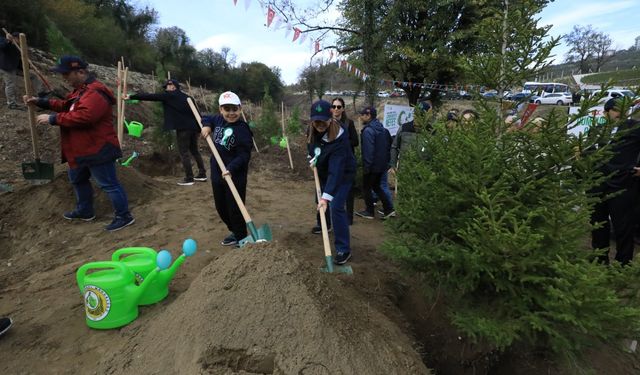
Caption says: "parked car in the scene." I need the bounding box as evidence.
[482,91,498,99]
[593,89,636,104]
[532,92,572,105]
[508,92,529,102]
[378,91,390,98]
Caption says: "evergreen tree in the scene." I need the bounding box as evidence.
[383,0,640,363]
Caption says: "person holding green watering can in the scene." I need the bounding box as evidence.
[201,92,254,247]
[127,79,207,186]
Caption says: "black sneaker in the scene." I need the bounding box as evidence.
[334,252,352,265]
[194,173,207,182]
[378,209,397,219]
[105,215,135,232]
[177,178,195,186]
[355,210,374,219]
[63,210,96,221]
[312,225,332,234]
[0,317,12,337]
[8,103,25,111]
[221,234,238,246]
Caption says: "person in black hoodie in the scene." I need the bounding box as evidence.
[308,99,357,264]
[201,91,253,247]
[591,98,640,265]
[1,31,23,110]
[331,97,359,225]
[356,106,395,220]
[128,79,206,186]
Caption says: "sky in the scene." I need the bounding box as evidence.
[143,0,640,85]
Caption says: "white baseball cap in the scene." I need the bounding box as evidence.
[219,91,241,106]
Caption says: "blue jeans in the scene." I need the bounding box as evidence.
[325,181,352,254]
[372,170,393,205]
[68,161,131,218]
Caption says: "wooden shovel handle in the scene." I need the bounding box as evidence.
[4,29,53,92]
[187,98,253,224]
[19,33,39,160]
[313,167,333,258]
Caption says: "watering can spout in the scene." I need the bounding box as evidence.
[129,250,172,304]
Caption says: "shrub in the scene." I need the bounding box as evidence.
[286,106,303,135]
[256,88,280,144]
[382,102,640,358]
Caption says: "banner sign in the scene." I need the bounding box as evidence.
[383,104,414,136]
[567,106,606,136]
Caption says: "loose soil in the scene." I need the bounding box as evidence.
[1,64,639,375]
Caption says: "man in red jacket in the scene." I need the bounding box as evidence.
[24,56,134,232]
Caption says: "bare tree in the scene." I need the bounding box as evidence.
[592,32,614,72]
[564,25,595,73]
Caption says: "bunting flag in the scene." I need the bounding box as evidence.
[244,0,252,11]
[315,40,320,53]
[273,16,283,30]
[299,33,307,45]
[284,23,292,39]
[233,0,237,5]
[266,6,276,27]
[329,50,334,61]
[292,27,301,42]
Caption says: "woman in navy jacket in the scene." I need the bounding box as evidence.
[308,100,356,265]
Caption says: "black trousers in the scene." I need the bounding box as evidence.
[362,172,393,214]
[211,167,248,240]
[591,183,638,265]
[176,129,206,179]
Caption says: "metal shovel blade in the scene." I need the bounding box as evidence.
[320,256,353,275]
[238,223,273,247]
[21,160,54,182]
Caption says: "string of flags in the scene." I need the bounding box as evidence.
[232,0,485,93]
[232,0,327,56]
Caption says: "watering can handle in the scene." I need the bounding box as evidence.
[111,247,156,262]
[76,261,129,293]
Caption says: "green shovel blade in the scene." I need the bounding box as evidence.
[238,222,272,247]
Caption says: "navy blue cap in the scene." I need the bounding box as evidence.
[416,101,431,112]
[604,98,620,112]
[359,106,377,118]
[162,79,181,90]
[310,100,332,121]
[51,55,88,73]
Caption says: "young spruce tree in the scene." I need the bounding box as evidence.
[383,0,640,363]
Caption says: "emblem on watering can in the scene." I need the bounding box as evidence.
[83,285,111,321]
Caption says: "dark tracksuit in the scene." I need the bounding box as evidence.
[591,119,640,265]
[129,89,206,179]
[312,117,359,228]
[310,127,356,254]
[202,114,253,240]
[361,118,393,215]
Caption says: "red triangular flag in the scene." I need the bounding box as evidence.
[267,6,276,27]
[292,27,301,42]
[233,0,237,5]
[314,40,320,53]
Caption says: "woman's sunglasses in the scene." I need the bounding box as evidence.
[332,105,343,109]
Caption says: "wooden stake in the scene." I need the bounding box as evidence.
[19,33,39,160]
[241,110,260,153]
[118,67,128,146]
[116,61,122,144]
[282,102,294,169]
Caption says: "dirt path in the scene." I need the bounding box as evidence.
[0,153,429,374]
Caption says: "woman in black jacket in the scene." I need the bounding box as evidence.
[332,97,359,224]
[309,100,357,265]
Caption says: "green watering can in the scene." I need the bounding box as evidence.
[76,250,172,329]
[124,119,144,137]
[111,239,198,305]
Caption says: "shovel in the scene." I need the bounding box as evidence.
[311,149,353,275]
[19,33,53,183]
[187,98,271,246]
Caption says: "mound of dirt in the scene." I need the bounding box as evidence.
[96,242,429,375]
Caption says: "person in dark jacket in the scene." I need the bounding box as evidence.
[24,56,134,232]
[331,98,359,226]
[129,79,206,186]
[201,91,253,247]
[308,100,356,265]
[1,31,22,109]
[591,98,640,265]
[356,106,395,219]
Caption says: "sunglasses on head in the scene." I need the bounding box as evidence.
[222,105,239,112]
[332,105,343,109]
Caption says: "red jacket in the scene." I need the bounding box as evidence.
[42,77,121,168]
